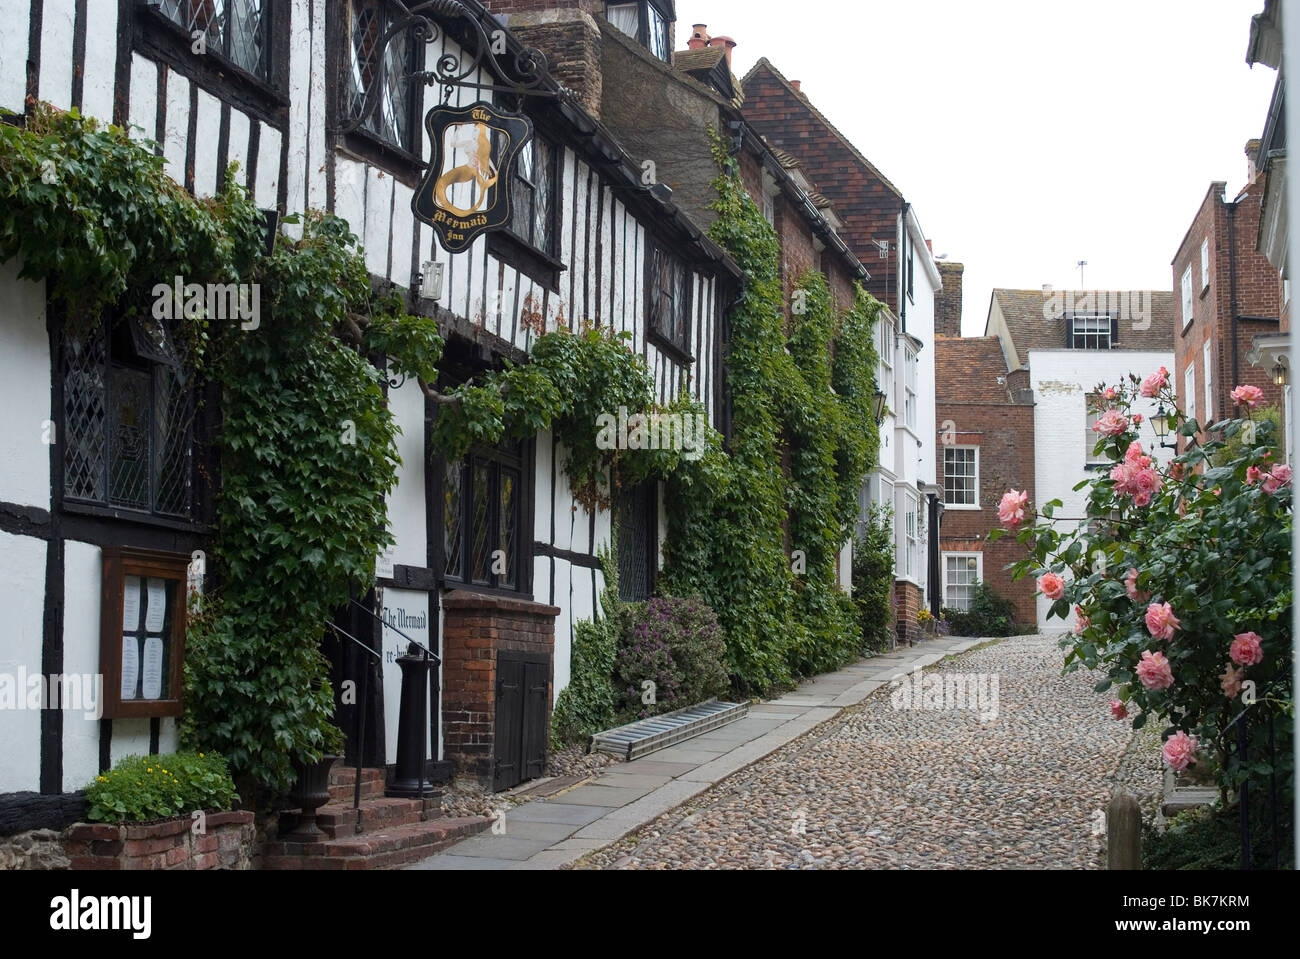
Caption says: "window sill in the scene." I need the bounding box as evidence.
[1083,462,1111,471]
[61,499,208,534]
[340,129,426,188]
[647,328,695,366]
[486,230,565,293]
[943,503,980,511]
[438,578,532,602]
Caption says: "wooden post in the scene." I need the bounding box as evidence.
[1107,791,1142,869]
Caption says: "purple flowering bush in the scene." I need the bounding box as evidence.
[614,595,729,721]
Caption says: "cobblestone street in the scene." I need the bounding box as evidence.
[575,634,1141,869]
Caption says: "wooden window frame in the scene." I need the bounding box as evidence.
[645,239,693,360]
[99,547,190,719]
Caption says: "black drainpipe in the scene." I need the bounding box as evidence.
[1229,198,1240,411]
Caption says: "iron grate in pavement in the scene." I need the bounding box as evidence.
[589,698,750,760]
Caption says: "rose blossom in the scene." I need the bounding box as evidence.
[1103,387,1119,401]
[1230,384,1265,409]
[1136,650,1175,690]
[1125,568,1151,603]
[1037,572,1065,601]
[1220,664,1245,699]
[1110,462,1138,496]
[1170,461,1187,482]
[998,489,1029,528]
[1073,605,1090,634]
[1229,631,1264,666]
[1246,465,1262,485]
[1109,700,1128,720]
[1140,367,1169,398]
[1262,463,1293,494]
[1131,468,1161,504]
[1125,441,1152,469]
[1163,731,1199,771]
[1092,408,1130,437]
[1145,602,1181,640]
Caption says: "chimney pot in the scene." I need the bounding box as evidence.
[791,80,801,92]
[1246,138,1263,183]
[688,23,709,50]
[706,35,737,66]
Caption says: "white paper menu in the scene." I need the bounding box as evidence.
[145,578,167,633]
[121,636,139,699]
[142,637,164,699]
[123,576,142,631]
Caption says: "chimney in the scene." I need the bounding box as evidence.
[706,35,737,66]
[934,261,964,338]
[1246,138,1262,183]
[790,80,801,92]
[925,239,933,253]
[688,23,709,50]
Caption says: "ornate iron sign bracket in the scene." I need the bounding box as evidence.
[340,0,566,138]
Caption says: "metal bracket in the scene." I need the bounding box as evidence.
[339,0,562,138]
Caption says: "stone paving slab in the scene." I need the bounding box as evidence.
[588,772,675,790]
[618,760,698,777]
[493,819,578,843]
[444,835,553,860]
[558,784,652,806]
[502,802,613,825]
[408,855,515,870]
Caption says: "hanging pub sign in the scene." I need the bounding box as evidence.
[412,101,533,254]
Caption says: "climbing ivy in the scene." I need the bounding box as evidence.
[660,135,884,694]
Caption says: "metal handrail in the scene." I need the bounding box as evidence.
[324,620,379,833]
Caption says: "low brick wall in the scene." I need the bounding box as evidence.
[441,590,559,786]
[63,810,256,870]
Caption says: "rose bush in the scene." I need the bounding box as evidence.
[994,372,1293,804]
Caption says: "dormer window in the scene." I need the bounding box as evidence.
[606,2,673,62]
[1066,312,1117,350]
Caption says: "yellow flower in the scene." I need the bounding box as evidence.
[199,753,204,758]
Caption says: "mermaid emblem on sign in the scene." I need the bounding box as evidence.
[412,101,533,254]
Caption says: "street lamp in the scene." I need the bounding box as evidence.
[1272,359,1288,386]
[1152,402,1178,450]
[873,389,888,425]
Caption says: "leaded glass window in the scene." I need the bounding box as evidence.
[648,242,690,353]
[152,0,269,80]
[441,439,524,593]
[504,135,556,255]
[348,0,417,150]
[617,481,654,602]
[62,317,196,519]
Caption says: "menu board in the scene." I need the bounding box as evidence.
[100,548,190,719]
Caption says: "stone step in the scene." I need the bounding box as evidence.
[263,816,492,870]
[327,767,386,804]
[280,795,442,840]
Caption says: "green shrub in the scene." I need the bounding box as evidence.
[942,581,1019,637]
[852,505,895,654]
[85,751,237,823]
[550,542,622,747]
[614,595,729,721]
[1144,799,1293,870]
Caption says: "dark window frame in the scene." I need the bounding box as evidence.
[486,126,565,290]
[616,480,658,602]
[1066,312,1119,350]
[604,1,674,62]
[645,238,693,360]
[59,312,204,530]
[134,0,290,124]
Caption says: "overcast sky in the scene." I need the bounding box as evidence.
[678,0,1279,335]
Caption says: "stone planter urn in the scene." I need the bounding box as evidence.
[285,754,340,841]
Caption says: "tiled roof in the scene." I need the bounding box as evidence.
[935,337,1012,405]
[990,289,1177,367]
[741,58,905,200]
[673,47,726,74]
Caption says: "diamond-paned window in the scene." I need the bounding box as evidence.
[617,481,654,602]
[349,0,417,150]
[502,135,556,255]
[63,317,196,519]
[647,242,691,354]
[152,0,269,80]
[441,438,525,593]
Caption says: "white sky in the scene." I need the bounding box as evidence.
[677,0,1280,335]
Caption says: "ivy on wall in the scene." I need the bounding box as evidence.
[660,136,884,695]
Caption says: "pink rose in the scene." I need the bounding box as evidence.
[1220,664,1245,699]
[1229,631,1264,666]
[1124,441,1152,469]
[1230,384,1265,409]
[1109,700,1128,720]
[1262,463,1292,494]
[1092,408,1130,437]
[1246,465,1262,485]
[1132,467,1161,501]
[1037,572,1065,601]
[1110,462,1138,496]
[1140,367,1169,398]
[998,489,1029,528]
[1163,731,1199,771]
[1073,605,1091,634]
[1170,461,1187,482]
[1145,602,1181,640]
[1103,387,1119,401]
[1136,650,1175,690]
[1125,568,1151,603]
[1133,490,1153,507]
[1133,413,1143,425]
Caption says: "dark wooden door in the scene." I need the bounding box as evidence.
[522,662,548,780]
[493,658,523,792]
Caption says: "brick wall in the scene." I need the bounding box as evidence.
[1172,174,1284,450]
[441,591,559,786]
[63,811,256,870]
[486,5,604,117]
[935,261,964,338]
[893,580,923,645]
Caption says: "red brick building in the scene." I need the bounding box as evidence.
[1170,157,1283,451]
[933,265,1037,627]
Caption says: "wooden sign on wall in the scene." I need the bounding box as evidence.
[412,101,533,254]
